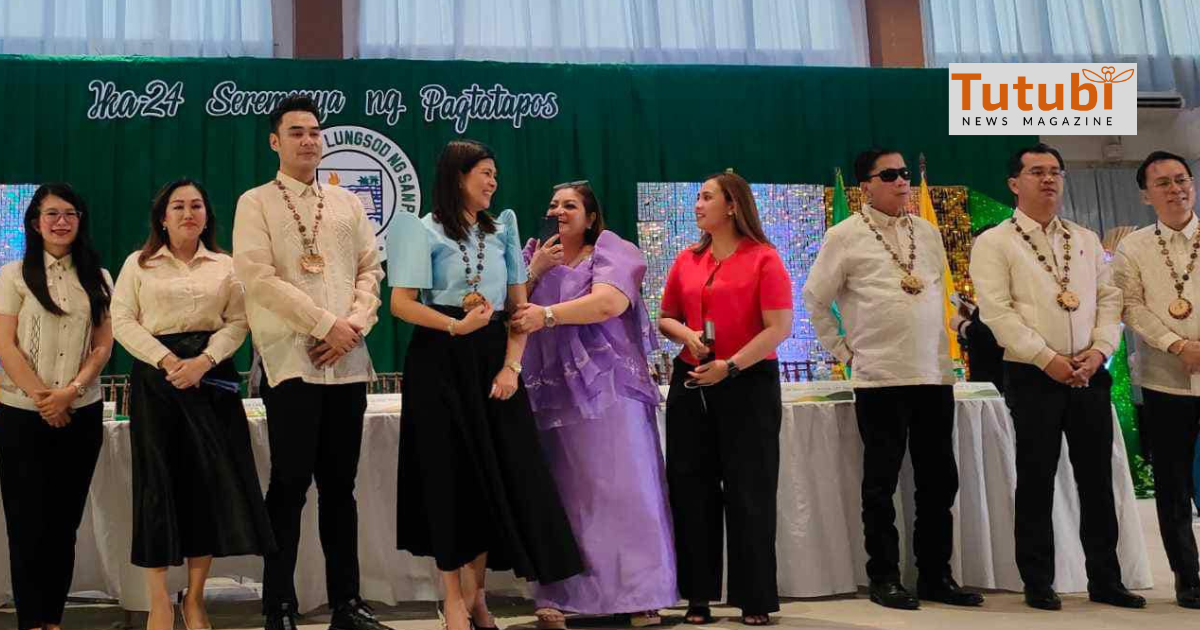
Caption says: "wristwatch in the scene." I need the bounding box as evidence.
[725,360,742,379]
[543,306,558,328]
[69,381,86,398]
[505,361,523,375]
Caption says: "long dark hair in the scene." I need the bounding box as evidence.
[22,183,112,326]
[692,171,773,253]
[432,139,497,241]
[138,178,225,267]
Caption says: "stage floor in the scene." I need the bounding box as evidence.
[3,498,1198,630]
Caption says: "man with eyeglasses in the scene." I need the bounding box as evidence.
[1111,151,1200,609]
[971,143,1144,610]
[805,148,983,610]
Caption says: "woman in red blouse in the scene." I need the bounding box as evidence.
[657,171,794,626]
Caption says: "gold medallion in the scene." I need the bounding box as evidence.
[900,274,925,295]
[1056,290,1081,312]
[1169,297,1194,320]
[300,252,325,274]
[462,291,488,311]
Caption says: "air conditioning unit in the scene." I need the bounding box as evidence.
[1138,91,1185,109]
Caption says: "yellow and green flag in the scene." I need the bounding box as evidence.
[830,169,851,378]
[918,169,962,360]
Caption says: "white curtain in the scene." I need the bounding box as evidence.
[921,0,1200,107]
[1059,165,1153,235]
[356,0,869,66]
[0,0,273,57]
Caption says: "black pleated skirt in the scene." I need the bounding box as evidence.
[129,331,277,568]
[396,308,584,583]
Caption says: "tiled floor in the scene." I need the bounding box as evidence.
[3,499,1198,630]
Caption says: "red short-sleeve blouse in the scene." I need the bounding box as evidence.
[660,239,793,366]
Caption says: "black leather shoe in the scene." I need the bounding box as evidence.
[917,575,985,606]
[265,606,301,630]
[330,599,392,630]
[1178,586,1200,609]
[869,581,920,610]
[1176,574,1200,609]
[1088,584,1146,609]
[1023,586,1062,611]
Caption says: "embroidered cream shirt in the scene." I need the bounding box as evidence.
[111,243,248,367]
[970,209,1121,369]
[0,253,110,410]
[803,205,956,387]
[232,171,383,387]
[1112,216,1200,395]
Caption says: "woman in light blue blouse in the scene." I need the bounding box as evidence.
[387,139,582,630]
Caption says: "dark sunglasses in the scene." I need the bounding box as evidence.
[866,167,911,183]
[553,179,590,191]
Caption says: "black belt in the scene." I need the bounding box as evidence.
[429,303,509,322]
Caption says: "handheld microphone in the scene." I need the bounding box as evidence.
[685,320,717,390]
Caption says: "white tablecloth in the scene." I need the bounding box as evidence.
[772,396,1152,596]
[0,395,1151,611]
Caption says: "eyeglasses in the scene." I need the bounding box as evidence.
[40,209,83,223]
[865,168,911,183]
[1150,176,1194,190]
[553,179,590,191]
[1021,168,1066,180]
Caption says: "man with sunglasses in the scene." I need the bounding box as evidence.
[805,149,983,610]
[971,143,1143,610]
[1112,151,1200,609]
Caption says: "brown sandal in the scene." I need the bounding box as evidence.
[628,611,662,627]
[535,608,567,630]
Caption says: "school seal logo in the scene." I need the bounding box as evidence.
[318,125,420,259]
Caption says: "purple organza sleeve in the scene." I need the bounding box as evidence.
[591,230,646,302]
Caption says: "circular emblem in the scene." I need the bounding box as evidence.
[319,125,421,259]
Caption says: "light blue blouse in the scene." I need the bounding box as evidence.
[386,208,527,308]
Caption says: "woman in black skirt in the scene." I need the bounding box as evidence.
[0,183,113,630]
[112,179,275,630]
[387,139,583,630]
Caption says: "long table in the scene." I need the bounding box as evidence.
[0,392,1152,611]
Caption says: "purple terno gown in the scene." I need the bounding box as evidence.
[522,230,678,613]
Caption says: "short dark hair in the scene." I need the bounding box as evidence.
[854,148,902,184]
[431,139,498,241]
[1007,143,1065,179]
[1136,150,1193,190]
[554,183,607,245]
[268,95,322,134]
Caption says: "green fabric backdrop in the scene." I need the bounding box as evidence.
[0,54,1035,373]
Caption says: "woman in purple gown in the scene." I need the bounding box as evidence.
[510,181,677,629]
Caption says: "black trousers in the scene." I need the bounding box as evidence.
[853,385,958,584]
[260,378,367,614]
[665,358,781,615]
[1140,388,1200,586]
[0,402,103,630]
[1003,361,1122,591]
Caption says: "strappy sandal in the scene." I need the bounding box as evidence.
[472,611,499,630]
[740,613,771,626]
[626,610,662,627]
[535,608,567,630]
[438,602,476,630]
[684,606,715,625]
